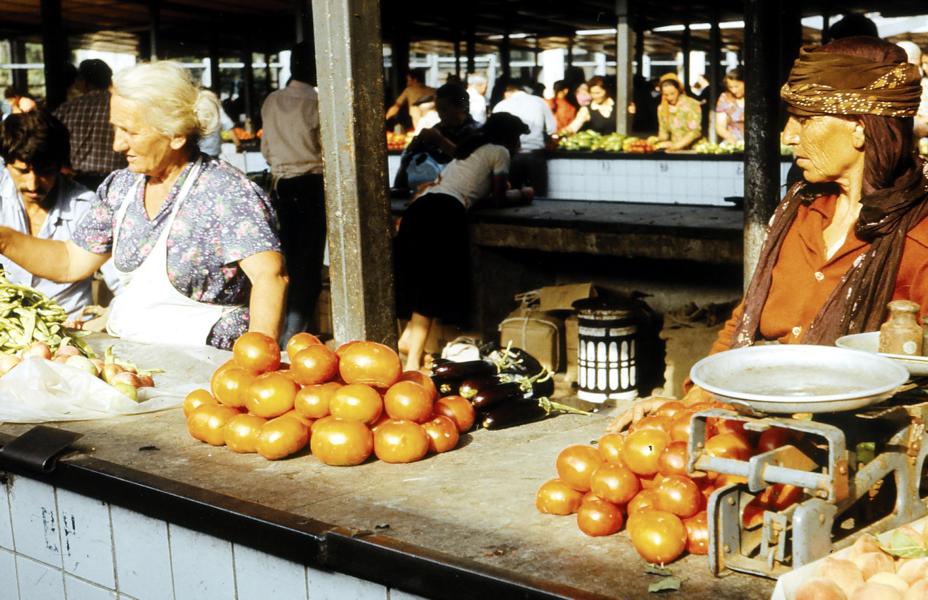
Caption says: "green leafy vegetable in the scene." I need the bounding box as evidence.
[644,565,673,577]
[878,529,928,558]
[648,577,681,593]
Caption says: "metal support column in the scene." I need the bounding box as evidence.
[614,0,632,135]
[10,40,26,92]
[208,42,221,94]
[500,32,511,81]
[633,18,644,78]
[391,27,409,101]
[567,36,574,68]
[241,44,255,127]
[822,12,830,44]
[40,0,66,110]
[743,0,781,286]
[681,22,691,91]
[313,0,396,345]
[149,0,160,60]
[295,0,312,44]
[709,8,722,143]
[466,20,476,74]
[453,30,461,80]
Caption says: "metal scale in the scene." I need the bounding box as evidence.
[687,343,928,579]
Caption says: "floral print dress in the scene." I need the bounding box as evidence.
[658,95,703,148]
[715,91,745,142]
[73,154,281,349]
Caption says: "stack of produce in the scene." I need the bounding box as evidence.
[185,332,476,463]
[693,140,745,154]
[386,131,415,151]
[536,400,805,566]
[622,136,658,153]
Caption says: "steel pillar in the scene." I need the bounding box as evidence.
[313,0,397,346]
[40,0,66,110]
[149,0,160,59]
[241,44,255,126]
[709,8,722,143]
[614,0,632,135]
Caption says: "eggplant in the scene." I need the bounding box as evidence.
[432,360,496,380]
[531,374,555,398]
[481,400,548,430]
[471,382,528,411]
[498,347,544,376]
[458,376,503,399]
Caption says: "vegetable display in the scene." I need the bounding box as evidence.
[185,332,475,463]
[556,132,657,153]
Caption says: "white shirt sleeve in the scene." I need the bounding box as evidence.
[490,146,510,175]
[542,99,556,135]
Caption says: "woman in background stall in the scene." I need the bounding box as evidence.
[655,72,703,151]
[547,80,578,132]
[715,67,746,144]
[561,77,616,135]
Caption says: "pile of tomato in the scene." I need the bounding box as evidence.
[536,400,805,565]
[184,332,476,464]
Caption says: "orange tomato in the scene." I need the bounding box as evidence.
[291,345,339,385]
[422,415,459,453]
[433,395,475,432]
[658,441,690,477]
[654,474,702,518]
[627,489,661,516]
[383,380,433,423]
[310,417,373,466]
[683,510,710,555]
[329,383,383,425]
[183,388,216,417]
[294,381,342,419]
[577,499,624,537]
[623,429,671,476]
[211,366,256,408]
[742,497,767,528]
[281,409,313,427]
[232,332,281,373]
[286,332,322,359]
[556,445,604,492]
[669,410,694,442]
[655,401,686,419]
[373,419,430,463]
[536,479,583,515]
[589,463,640,505]
[705,432,752,462]
[257,416,310,460]
[630,414,673,434]
[756,428,800,454]
[398,370,438,403]
[756,483,803,511]
[337,341,402,388]
[598,433,625,464]
[245,372,299,418]
[187,404,240,445]
[223,414,267,453]
[627,509,688,564]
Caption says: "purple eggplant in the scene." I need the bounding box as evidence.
[432,360,496,381]
[481,400,548,429]
[458,376,503,399]
[471,382,528,411]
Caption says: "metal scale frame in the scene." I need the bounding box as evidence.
[687,402,928,579]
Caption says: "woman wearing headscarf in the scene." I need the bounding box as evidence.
[0,61,286,349]
[655,72,703,151]
[611,36,928,429]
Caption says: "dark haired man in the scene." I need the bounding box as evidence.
[54,58,126,191]
[386,68,436,130]
[0,110,95,318]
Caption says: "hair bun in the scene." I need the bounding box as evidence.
[193,89,221,137]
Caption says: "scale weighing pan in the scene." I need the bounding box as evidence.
[835,331,928,377]
[690,344,909,413]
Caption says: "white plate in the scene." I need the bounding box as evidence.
[835,331,928,377]
[690,344,909,413]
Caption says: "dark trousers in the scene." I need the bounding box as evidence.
[273,173,326,344]
[509,149,548,197]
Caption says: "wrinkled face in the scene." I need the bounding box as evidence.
[661,82,680,105]
[781,114,864,183]
[590,85,608,103]
[6,160,57,205]
[726,79,745,99]
[436,96,468,126]
[110,94,186,177]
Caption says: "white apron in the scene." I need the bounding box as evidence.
[106,160,230,346]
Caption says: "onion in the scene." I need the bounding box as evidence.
[89,358,104,375]
[0,354,21,375]
[102,363,125,383]
[66,355,98,376]
[138,374,154,387]
[113,382,139,401]
[111,371,142,387]
[54,344,80,359]
[23,342,51,360]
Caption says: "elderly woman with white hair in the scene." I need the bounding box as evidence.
[0,61,287,349]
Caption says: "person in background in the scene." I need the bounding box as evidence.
[574,81,592,107]
[395,113,533,371]
[466,73,488,125]
[896,41,928,138]
[0,110,95,321]
[386,68,435,131]
[198,92,236,158]
[393,83,479,194]
[655,72,702,151]
[492,83,556,196]
[547,80,578,132]
[413,95,439,134]
[54,59,127,192]
[561,76,616,135]
[260,42,325,345]
[827,13,879,40]
[715,67,746,144]
[3,87,37,117]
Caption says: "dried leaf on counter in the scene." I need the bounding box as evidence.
[648,576,681,593]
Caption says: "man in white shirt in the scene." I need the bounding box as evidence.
[492,84,556,196]
[260,42,326,343]
[0,110,95,319]
[467,73,488,125]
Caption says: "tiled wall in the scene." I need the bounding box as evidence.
[0,474,424,600]
[547,158,794,205]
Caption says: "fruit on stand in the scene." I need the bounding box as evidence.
[627,510,688,564]
[386,130,414,151]
[536,479,583,515]
[186,332,471,464]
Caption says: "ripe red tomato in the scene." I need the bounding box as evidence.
[589,463,640,505]
[329,384,383,425]
[536,479,583,515]
[655,401,686,419]
[712,418,747,438]
[187,404,240,445]
[658,441,690,477]
[669,410,694,442]
[630,414,673,434]
[422,415,460,453]
[232,332,281,374]
[223,413,267,453]
[627,489,661,516]
[756,428,800,454]
[257,415,310,460]
[683,510,710,555]
[338,341,402,389]
[184,388,216,417]
[577,499,624,537]
[291,345,339,385]
[639,473,666,489]
[245,372,299,418]
[211,366,255,408]
[742,497,766,528]
[294,381,342,419]
[398,370,439,403]
[627,510,688,565]
[286,332,322,359]
[373,419,430,463]
[597,433,625,464]
[756,483,803,511]
[623,429,671,476]
[705,432,752,462]
[655,474,702,518]
[310,417,373,466]
[433,395,475,432]
[384,380,433,423]
[556,445,604,492]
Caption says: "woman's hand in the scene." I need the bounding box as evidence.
[240,251,288,342]
[655,140,673,150]
[605,385,716,433]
